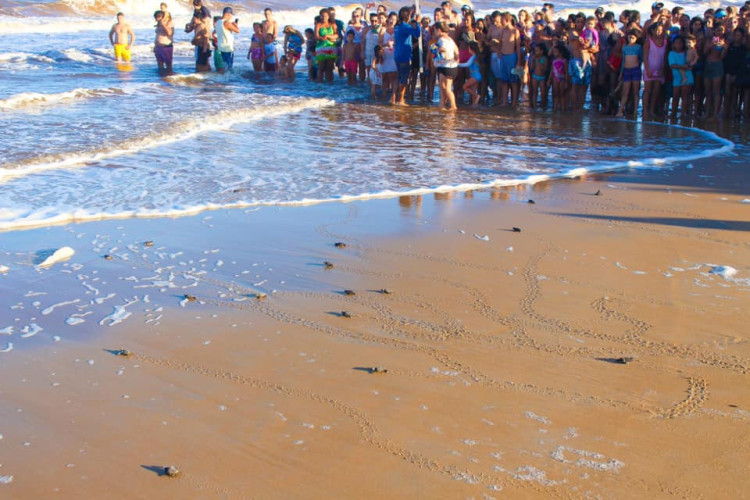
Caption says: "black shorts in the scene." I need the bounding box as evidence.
[197,48,211,66]
[437,66,458,79]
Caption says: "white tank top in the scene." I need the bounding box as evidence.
[216,19,234,53]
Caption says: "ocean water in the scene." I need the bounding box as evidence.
[0,0,735,232]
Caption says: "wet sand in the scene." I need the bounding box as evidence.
[0,151,748,499]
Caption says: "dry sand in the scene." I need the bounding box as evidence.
[0,156,748,499]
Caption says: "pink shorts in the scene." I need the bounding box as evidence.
[344,60,358,74]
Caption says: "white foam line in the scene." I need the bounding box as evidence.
[41,299,81,315]
[0,98,335,184]
[0,119,734,233]
[0,84,156,111]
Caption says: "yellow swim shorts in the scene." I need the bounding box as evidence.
[114,43,131,62]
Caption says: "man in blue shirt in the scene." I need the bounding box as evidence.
[393,6,421,105]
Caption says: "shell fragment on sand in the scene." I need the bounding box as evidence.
[38,246,75,268]
[164,466,180,478]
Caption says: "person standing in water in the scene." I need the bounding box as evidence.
[109,12,135,62]
[216,6,240,72]
[153,10,174,74]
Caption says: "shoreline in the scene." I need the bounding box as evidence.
[0,153,748,498]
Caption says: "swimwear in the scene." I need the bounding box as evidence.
[250,34,263,60]
[213,49,224,70]
[552,58,565,82]
[498,52,520,83]
[458,54,481,82]
[644,37,666,83]
[114,43,131,62]
[622,66,642,82]
[532,73,546,81]
[345,59,358,74]
[220,51,234,69]
[607,55,622,72]
[154,44,172,65]
[704,60,723,79]
[315,25,337,63]
[196,47,211,66]
[265,63,276,72]
[569,58,591,85]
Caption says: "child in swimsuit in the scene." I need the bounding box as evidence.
[457,42,482,106]
[264,33,277,72]
[342,31,360,86]
[549,43,569,111]
[371,44,384,99]
[529,43,550,109]
[247,23,264,71]
[616,30,643,117]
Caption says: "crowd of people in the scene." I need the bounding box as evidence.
[109,1,750,120]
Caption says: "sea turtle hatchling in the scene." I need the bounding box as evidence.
[254,292,267,300]
[184,294,197,302]
[143,241,155,247]
[117,349,133,358]
[343,289,356,296]
[616,357,634,365]
[371,366,388,374]
[103,254,114,261]
[323,261,334,270]
[378,289,392,295]
[334,242,347,248]
[512,227,522,233]
[164,466,180,478]
[340,311,353,318]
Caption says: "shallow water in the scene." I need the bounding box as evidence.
[0,0,739,232]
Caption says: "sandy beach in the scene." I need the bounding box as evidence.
[0,146,749,499]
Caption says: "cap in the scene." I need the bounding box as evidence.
[652,2,664,9]
[223,6,233,15]
[715,9,726,18]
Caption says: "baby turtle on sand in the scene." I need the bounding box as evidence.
[184,294,197,302]
[164,466,180,478]
[340,311,353,318]
[528,199,536,204]
[324,261,335,270]
[378,289,392,295]
[343,289,356,296]
[512,227,522,233]
[103,254,114,260]
[255,292,268,300]
[117,349,133,358]
[616,357,634,365]
[371,366,388,374]
[143,241,155,247]
[334,242,347,248]
[594,189,602,196]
